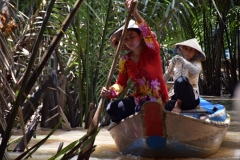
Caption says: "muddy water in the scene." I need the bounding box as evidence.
[8,99,240,160]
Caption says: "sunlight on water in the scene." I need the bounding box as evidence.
[8,126,240,160]
[234,149,240,159]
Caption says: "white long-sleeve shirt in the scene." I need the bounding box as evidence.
[164,59,202,99]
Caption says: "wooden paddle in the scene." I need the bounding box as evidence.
[88,0,136,133]
[82,1,137,155]
[164,62,175,82]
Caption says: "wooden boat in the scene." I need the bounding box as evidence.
[166,81,174,90]
[108,98,230,158]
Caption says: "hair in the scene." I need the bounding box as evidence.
[127,28,141,35]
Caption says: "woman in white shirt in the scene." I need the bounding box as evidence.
[164,38,206,114]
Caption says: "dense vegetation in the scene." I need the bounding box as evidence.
[0,0,239,159]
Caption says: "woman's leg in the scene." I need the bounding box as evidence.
[106,96,135,122]
[172,99,182,113]
[164,95,177,111]
[173,76,199,111]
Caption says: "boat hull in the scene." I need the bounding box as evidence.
[108,101,229,158]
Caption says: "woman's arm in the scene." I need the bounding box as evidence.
[185,60,202,74]
[125,0,143,23]
[172,55,202,74]
[126,0,158,51]
[108,56,129,98]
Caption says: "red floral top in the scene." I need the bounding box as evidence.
[108,21,169,106]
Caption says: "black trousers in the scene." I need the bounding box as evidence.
[165,76,200,111]
[106,96,136,123]
[106,96,149,123]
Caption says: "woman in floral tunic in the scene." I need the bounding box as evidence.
[101,0,168,123]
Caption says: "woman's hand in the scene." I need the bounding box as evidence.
[125,0,143,24]
[101,87,111,97]
[125,0,138,13]
[171,55,185,65]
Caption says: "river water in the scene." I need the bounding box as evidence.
[7,98,240,160]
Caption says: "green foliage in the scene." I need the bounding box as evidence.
[0,0,239,158]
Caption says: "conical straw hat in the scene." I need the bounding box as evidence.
[173,38,206,61]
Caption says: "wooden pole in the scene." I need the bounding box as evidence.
[82,2,137,158]
[81,3,138,158]
[164,63,175,82]
[87,1,137,134]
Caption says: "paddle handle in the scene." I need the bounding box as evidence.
[164,62,175,82]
